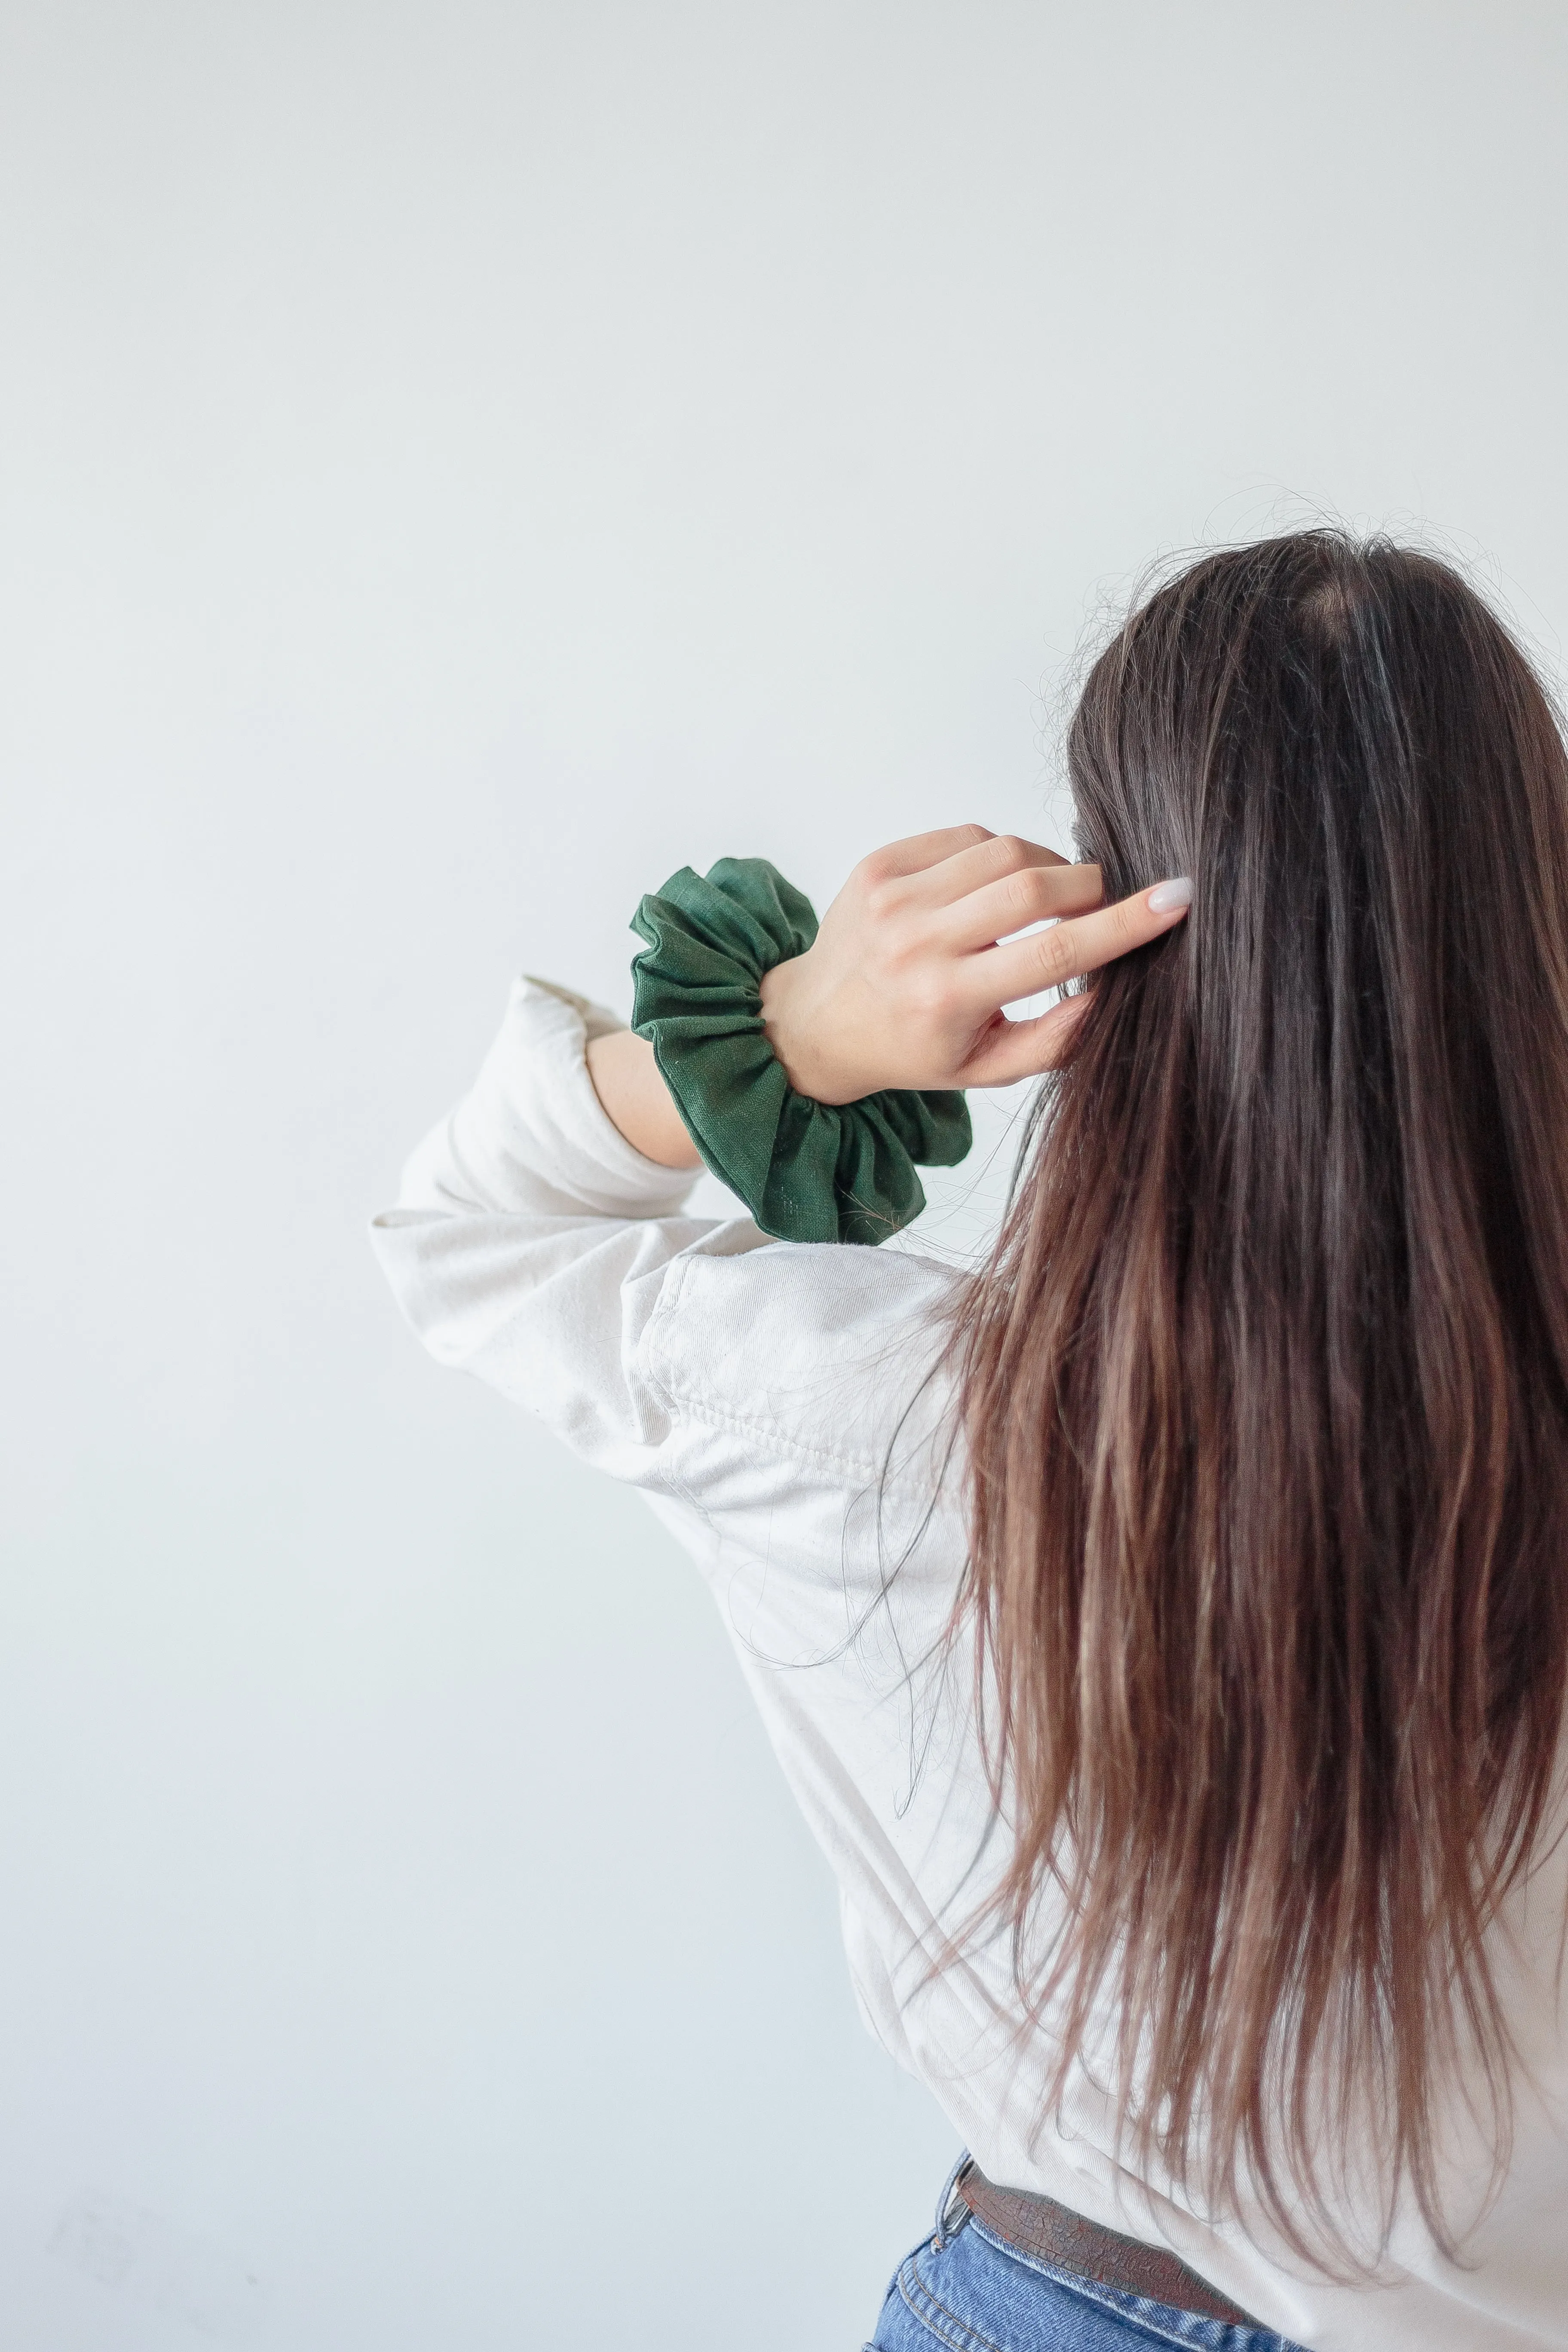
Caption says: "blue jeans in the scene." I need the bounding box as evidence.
[866,2160,1311,2352]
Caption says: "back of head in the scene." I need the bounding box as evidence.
[955,529,1568,2265]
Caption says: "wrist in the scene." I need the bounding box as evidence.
[759,951,863,1105]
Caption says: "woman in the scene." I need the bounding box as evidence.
[371,531,1568,2350]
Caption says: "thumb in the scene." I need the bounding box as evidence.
[962,991,1091,1088]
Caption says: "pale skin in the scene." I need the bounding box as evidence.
[586,824,1193,1168]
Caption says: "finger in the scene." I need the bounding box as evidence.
[959,878,1193,1010]
[901,830,1070,910]
[962,992,1093,1087]
[938,858,1103,952]
[857,825,995,884]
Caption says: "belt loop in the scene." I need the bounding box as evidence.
[932,2149,972,2251]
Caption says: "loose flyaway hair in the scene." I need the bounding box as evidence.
[950,530,1568,2267]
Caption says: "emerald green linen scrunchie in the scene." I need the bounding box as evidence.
[629,856,972,1246]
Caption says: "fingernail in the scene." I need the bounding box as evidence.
[1147,877,1194,914]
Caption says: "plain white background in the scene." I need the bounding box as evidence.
[3,3,1567,2345]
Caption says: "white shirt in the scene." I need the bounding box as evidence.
[370,975,1568,2352]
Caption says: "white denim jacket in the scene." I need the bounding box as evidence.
[371,975,1568,2352]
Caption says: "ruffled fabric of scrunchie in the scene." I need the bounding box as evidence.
[630,856,972,1246]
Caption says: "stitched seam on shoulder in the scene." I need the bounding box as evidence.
[633,1289,732,1540]
[657,1387,894,1485]
[641,1255,698,1386]
[639,1281,888,1481]
[639,1255,694,1373]
[642,1256,943,1491]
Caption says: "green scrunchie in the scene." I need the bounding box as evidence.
[629,856,972,1246]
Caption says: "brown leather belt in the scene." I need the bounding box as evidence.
[956,2162,1264,2332]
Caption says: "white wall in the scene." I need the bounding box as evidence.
[2,4,1565,2345]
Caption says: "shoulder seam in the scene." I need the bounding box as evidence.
[661,1387,885,1485]
[643,1264,891,1482]
[640,1245,954,1493]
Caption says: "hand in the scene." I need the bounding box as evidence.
[757,825,1192,1103]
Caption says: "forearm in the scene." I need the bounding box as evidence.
[585,1027,703,1169]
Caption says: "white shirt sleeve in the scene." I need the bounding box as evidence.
[368,975,771,1486]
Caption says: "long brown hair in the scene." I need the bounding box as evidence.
[954,530,1568,2264]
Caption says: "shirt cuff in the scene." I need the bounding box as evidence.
[381,974,705,1229]
[502,974,705,1216]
